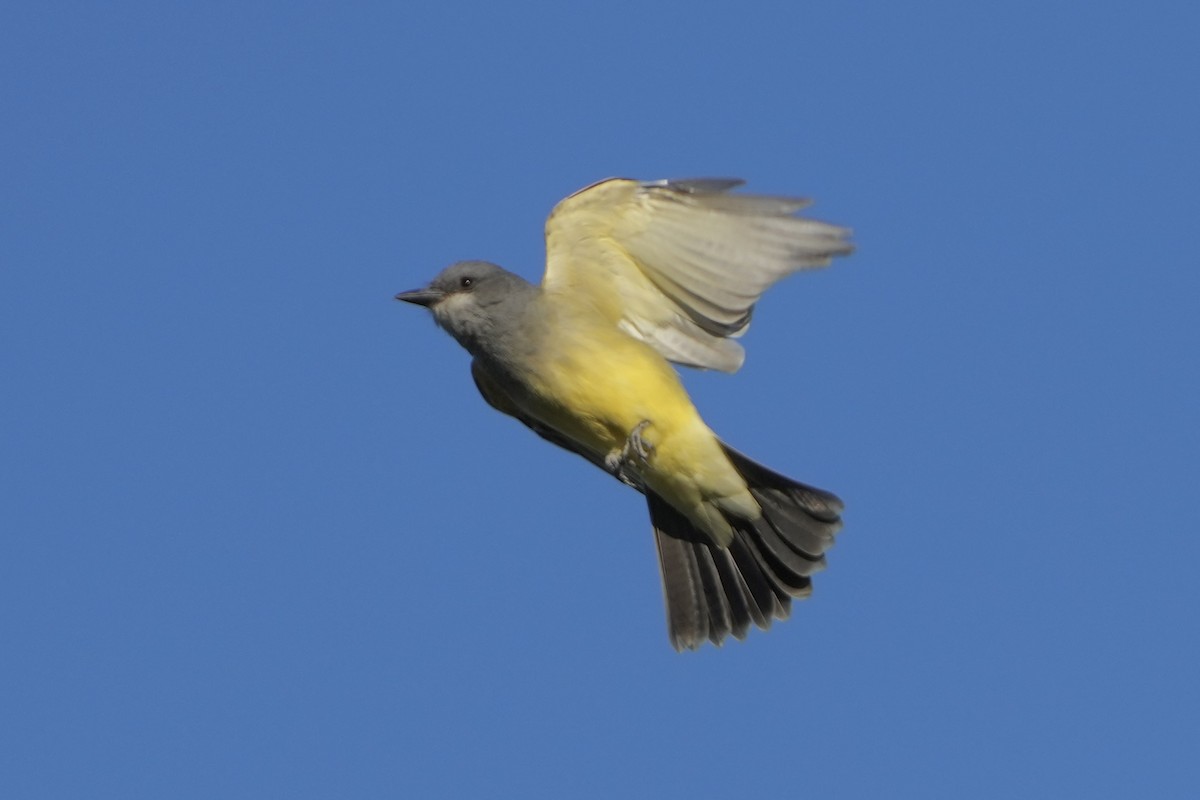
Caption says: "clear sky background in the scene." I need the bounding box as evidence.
[2,2,1197,797]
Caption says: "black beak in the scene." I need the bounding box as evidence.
[394,287,445,307]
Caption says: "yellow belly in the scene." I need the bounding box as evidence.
[519,300,758,544]
[525,309,688,446]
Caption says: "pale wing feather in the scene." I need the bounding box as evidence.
[543,178,852,372]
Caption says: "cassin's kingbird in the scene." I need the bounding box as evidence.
[397,177,852,650]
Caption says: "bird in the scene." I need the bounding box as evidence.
[396,177,852,650]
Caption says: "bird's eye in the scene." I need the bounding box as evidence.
[459,277,474,289]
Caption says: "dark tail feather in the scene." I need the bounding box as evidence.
[648,443,844,651]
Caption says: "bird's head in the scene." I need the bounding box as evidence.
[395,260,535,355]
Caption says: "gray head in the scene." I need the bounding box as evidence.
[395,260,537,356]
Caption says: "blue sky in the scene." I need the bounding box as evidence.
[2,2,1198,797]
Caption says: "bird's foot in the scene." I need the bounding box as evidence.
[624,420,655,463]
[604,420,655,488]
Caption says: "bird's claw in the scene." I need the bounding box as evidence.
[625,420,654,462]
[605,420,654,488]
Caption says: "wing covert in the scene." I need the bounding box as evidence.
[542,177,852,372]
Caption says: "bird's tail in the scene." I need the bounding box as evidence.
[648,442,844,651]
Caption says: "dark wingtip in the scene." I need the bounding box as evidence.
[647,177,746,194]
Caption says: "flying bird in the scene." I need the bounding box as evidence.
[396,177,852,650]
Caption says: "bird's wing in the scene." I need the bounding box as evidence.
[542,177,853,372]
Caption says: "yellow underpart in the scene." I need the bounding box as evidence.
[517,290,758,546]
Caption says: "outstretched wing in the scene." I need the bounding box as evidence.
[542,178,852,372]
